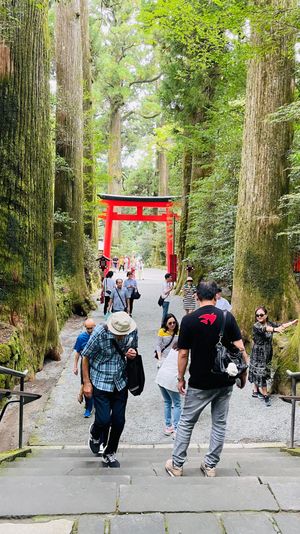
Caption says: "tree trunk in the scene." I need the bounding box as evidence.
[55,0,89,312]
[108,106,122,244]
[80,0,97,243]
[232,0,300,339]
[0,0,59,373]
[158,150,169,196]
[176,150,193,289]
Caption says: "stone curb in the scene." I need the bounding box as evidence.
[0,447,31,465]
[281,447,300,456]
[28,442,286,451]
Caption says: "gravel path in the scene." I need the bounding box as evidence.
[30,268,300,446]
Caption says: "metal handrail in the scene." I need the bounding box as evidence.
[0,365,41,449]
[0,365,28,379]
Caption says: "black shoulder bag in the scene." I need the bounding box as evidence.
[158,296,165,306]
[132,288,141,300]
[112,339,145,396]
[212,311,248,387]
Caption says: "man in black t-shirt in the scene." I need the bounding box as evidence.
[165,280,248,478]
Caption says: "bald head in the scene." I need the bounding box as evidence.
[84,318,96,331]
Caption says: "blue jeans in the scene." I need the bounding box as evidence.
[162,301,170,323]
[91,386,128,455]
[172,385,233,468]
[159,386,182,429]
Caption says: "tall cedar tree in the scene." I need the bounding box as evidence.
[93,0,160,243]
[0,0,59,372]
[55,0,90,311]
[80,0,97,243]
[232,0,300,338]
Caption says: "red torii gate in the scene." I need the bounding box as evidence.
[98,194,179,275]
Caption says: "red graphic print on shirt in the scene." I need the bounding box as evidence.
[199,313,217,326]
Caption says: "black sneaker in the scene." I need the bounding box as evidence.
[88,423,101,455]
[102,452,120,468]
[264,395,271,407]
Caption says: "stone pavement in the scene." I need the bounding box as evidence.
[0,445,300,532]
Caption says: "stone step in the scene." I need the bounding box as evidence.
[0,476,284,517]
[118,479,279,513]
[0,478,117,516]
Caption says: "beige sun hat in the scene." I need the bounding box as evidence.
[106,311,136,335]
[186,276,193,281]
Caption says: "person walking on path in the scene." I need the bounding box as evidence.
[119,256,125,271]
[103,271,115,316]
[123,271,138,316]
[137,258,144,280]
[160,273,173,323]
[108,279,130,314]
[215,287,232,312]
[112,255,119,271]
[155,313,179,363]
[82,312,138,467]
[73,319,96,418]
[249,306,298,406]
[156,346,182,437]
[182,276,197,314]
[165,280,248,478]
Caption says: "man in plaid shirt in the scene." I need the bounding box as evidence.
[82,311,138,467]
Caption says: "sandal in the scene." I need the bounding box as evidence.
[252,391,258,398]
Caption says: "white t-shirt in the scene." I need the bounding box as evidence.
[161,281,172,303]
[103,277,115,297]
[216,297,232,311]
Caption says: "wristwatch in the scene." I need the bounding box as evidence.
[177,376,184,382]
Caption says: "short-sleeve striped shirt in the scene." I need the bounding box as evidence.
[81,324,138,392]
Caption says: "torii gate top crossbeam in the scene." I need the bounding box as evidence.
[98,194,179,222]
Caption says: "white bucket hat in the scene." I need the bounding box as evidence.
[106,311,136,335]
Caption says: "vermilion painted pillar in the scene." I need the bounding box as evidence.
[103,202,113,268]
[166,207,174,273]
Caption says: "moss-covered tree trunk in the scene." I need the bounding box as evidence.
[0,0,59,374]
[80,0,97,243]
[176,149,193,289]
[232,0,300,339]
[55,0,90,313]
[108,105,122,244]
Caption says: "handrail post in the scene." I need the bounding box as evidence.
[290,376,296,449]
[19,376,24,449]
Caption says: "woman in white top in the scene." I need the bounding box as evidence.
[156,346,182,437]
[103,271,115,315]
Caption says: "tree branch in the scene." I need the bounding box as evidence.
[129,73,162,86]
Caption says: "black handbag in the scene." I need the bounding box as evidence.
[112,339,145,396]
[212,311,248,380]
[158,296,165,306]
[132,289,141,300]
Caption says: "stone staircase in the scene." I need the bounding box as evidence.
[0,445,300,533]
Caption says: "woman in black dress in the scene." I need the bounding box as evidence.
[249,306,298,406]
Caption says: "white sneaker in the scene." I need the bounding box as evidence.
[102,452,120,468]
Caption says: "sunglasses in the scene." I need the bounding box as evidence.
[167,321,176,325]
[86,327,94,331]
[256,313,265,318]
